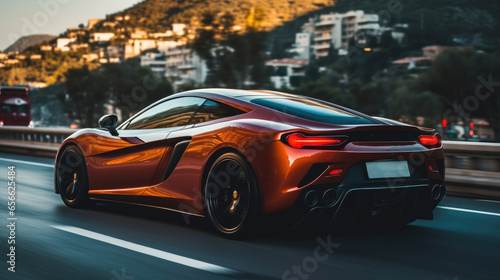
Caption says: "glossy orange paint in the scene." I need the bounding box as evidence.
[247,139,444,213]
[55,88,445,222]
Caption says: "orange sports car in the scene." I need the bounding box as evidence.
[55,89,445,237]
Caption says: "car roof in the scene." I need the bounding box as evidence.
[0,86,29,91]
[177,88,298,99]
[121,88,384,129]
[170,88,380,123]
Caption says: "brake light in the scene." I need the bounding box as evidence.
[286,133,346,149]
[419,134,441,148]
[0,120,3,127]
[329,168,343,175]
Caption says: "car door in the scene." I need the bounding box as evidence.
[86,97,206,202]
[141,98,247,210]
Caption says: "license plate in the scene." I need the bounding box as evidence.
[366,161,410,179]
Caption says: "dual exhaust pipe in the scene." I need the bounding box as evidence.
[431,184,446,200]
[304,188,337,208]
[304,184,446,208]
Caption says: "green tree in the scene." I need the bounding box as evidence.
[64,61,173,127]
[418,50,500,140]
[349,78,389,116]
[294,78,356,108]
[65,66,109,127]
[386,82,441,127]
[344,50,390,83]
[192,11,267,89]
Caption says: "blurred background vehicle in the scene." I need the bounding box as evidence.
[0,86,31,127]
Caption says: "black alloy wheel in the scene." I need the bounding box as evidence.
[204,152,260,238]
[56,145,89,208]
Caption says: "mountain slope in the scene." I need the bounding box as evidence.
[268,0,500,58]
[103,0,336,31]
[4,34,56,53]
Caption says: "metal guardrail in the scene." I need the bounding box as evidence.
[442,140,500,199]
[0,126,76,143]
[0,126,76,157]
[0,127,499,199]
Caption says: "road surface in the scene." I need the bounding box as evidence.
[0,152,499,280]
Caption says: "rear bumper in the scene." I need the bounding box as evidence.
[249,140,445,214]
[286,182,444,230]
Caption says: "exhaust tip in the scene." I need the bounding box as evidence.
[432,184,445,200]
[322,188,336,206]
[439,184,446,199]
[304,190,319,207]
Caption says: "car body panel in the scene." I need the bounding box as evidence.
[55,88,445,228]
[88,128,172,193]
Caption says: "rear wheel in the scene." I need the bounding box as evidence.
[204,152,260,238]
[56,145,89,208]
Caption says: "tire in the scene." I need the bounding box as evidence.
[56,145,90,208]
[204,152,260,238]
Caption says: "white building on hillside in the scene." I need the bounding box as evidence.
[311,13,340,57]
[172,24,186,36]
[265,58,308,89]
[125,39,157,58]
[91,32,115,42]
[157,41,184,52]
[140,52,167,77]
[56,38,75,51]
[165,46,207,90]
[301,10,386,58]
[288,33,312,59]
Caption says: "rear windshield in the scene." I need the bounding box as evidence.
[251,98,377,125]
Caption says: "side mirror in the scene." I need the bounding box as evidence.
[98,114,119,136]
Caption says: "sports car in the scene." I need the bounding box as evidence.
[55,88,445,237]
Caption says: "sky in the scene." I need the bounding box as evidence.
[0,0,143,51]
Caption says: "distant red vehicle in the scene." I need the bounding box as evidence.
[55,89,445,237]
[0,86,31,126]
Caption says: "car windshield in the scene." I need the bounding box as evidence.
[251,98,377,125]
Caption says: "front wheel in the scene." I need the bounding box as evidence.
[204,152,260,238]
[56,145,90,208]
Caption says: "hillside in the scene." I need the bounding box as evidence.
[269,0,500,57]
[2,0,499,88]
[100,0,336,31]
[332,0,500,47]
[4,34,56,53]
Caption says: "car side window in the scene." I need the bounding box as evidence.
[125,97,205,129]
[189,99,244,125]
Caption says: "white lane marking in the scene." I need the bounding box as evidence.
[52,225,236,275]
[475,199,500,204]
[437,206,500,217]
[0,157,53,168]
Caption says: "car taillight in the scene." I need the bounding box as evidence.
[285,133,347,149]
[419,134,442,148]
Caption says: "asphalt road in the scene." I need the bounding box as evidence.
[0,152,499,280]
